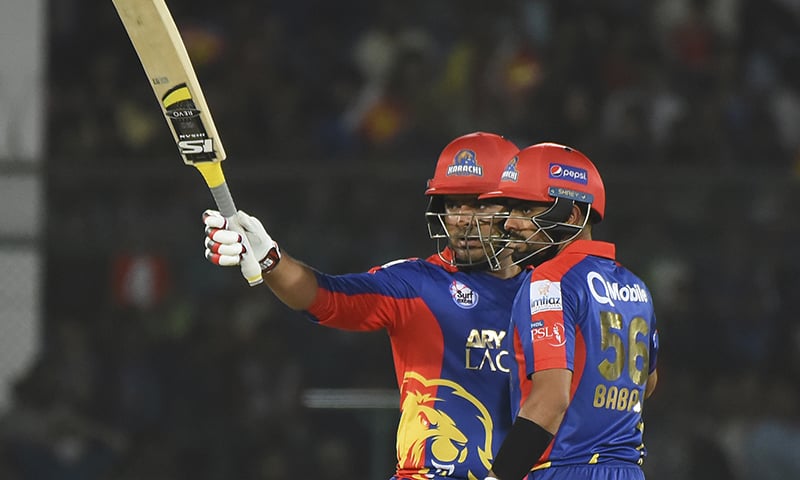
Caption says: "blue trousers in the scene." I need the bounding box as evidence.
[531,464,645,480]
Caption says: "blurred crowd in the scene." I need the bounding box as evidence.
[47,0,800,168]
[1,0,798,479]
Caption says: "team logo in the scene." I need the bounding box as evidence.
[529,280,562,314]
[450,280,479,309]
[548,163,588,185]
[397,372,494,479]
[447,149,484,176]
[500,156,519,182]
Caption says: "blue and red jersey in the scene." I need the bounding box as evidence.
[509,240,659,473]
[305,250,527,480]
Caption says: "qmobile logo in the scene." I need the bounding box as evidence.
[586,271,648,307]
[549,163,588,185]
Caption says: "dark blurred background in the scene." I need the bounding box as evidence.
[0,0,798,478]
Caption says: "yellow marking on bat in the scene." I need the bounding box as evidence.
[162,85,192,107]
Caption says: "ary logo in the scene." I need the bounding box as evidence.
[529,280,562,314]
[450,280,479,309]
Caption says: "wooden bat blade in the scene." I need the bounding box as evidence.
[112,0,263,286]
[112,0,226,165]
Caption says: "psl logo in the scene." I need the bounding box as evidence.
[397,372,493,479]
[530,319,567,347]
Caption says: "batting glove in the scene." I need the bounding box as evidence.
[203,209,282,274]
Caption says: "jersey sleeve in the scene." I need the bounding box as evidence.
[304,261,419,332]
[512,261,580,377]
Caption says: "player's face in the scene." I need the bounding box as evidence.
[441,195,507,264]
[502,200,554,254]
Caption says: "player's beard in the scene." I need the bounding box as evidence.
[506,230,560,267]
[512,244,559,267]
[449,234,495,270]
[452,244,491,269]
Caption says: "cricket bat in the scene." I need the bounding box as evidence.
[112,0,263,286]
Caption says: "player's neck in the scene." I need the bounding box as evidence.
[488,263,522,279]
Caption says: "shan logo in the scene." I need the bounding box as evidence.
[447,149,484,176]
[450,280,479,309]
[397,372,494,479]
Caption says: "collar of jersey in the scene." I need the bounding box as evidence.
[426,248,461,273]
[560,239,616,260]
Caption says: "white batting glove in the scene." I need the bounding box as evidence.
[203,209,282,274]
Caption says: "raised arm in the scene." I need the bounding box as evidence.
[203,209,319,310]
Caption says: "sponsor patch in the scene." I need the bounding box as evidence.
[450,280,479,309]
[586,271,649,307]
[529,280,562,314]
[162,83,217,161]
[531,320,566,347]
[549,163,588,184]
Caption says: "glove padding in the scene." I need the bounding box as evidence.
[203,209,281,274]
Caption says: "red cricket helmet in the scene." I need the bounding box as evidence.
[425,132,519,196]
[480,142,605,221]
[424,132,519,271]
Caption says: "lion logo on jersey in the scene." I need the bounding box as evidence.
[396,372,493,479]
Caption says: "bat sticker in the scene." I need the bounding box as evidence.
[161,83,216,161]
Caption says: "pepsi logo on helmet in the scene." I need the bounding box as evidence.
[548,163,588,185]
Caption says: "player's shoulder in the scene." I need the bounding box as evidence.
[614,265,654,297]
[365,251,474,281]
[367,257,425,274]
[529,254,578,282]
[531,240,611,281]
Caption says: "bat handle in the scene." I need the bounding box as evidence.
[196,163,264,286]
